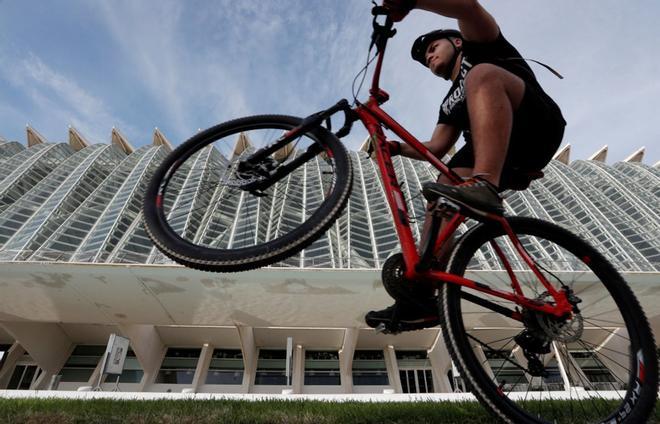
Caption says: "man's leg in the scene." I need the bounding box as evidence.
[464,63,525,187]
[419,167,472,257]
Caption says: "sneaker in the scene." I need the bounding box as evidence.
[422,177,504,217]
[365,298,440,333]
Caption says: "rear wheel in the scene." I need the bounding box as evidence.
[143,115,352,272]
[441,216,658,423]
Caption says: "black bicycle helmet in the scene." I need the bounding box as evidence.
[411,29,463,67]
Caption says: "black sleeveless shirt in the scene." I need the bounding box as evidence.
[437,31,564,143]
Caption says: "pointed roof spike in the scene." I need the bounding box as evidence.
[68,126,91,151]
[273,138,295,161]
[111,128,135,154]
[359,136,372,153]
[26,125,48,147]
[232,132,252,157]
[623,147,645,163]
[588,145,608,162]
[553,143,571,164]
[153,128,173,152]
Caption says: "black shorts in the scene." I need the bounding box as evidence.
[447,83,565,190]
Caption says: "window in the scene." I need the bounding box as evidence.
[396,350,434,394]
[205,349,244,385]
[59,345,105,383]
[304,350,340,385]
[395,350,431,368]
[115,349,144,383]
[155,348,201,384]
[0,344,11,371]
[484,350,528,392]
[254,349,286,385]
[570,351,619,389]
[352,350,389,386]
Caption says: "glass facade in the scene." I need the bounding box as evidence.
[115,349,144,384]
[0,140,655,271]
[155,348,201,384]
[352,350,389,386]
[205,349,244,385]
[304,350,340,385]
[254,349,287,385]
[59,345,106,383]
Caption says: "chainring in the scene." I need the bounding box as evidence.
[382,253,434,303]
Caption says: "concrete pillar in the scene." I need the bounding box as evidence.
[191,343,214,392]
[552,342,591,390]
[338,327,359,393]
[0,322,73,389]
[87,353,107,388]
[384,345,401,392]
[427,331,452,392]
[0,343,26,389]
[236,325,256,393]
[511,347,534,389]
[291,344,303,394]
[118,324,166,391]
[473,345,496,381]
[595,328,630,385]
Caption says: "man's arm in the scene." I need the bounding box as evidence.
[400,123,460,160]
[415,0,499,42]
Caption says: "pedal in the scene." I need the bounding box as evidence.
[432,197,461,218]
[374,322,401,335]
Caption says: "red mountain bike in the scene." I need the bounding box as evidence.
[143,6,658,423]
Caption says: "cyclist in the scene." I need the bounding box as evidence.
[366,0,566,332]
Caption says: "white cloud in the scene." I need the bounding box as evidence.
[0,52,137,143]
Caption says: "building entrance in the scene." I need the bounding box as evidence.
[399,368,434,393]
[8,363,41,390]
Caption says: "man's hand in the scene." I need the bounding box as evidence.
[383,0,416,22]
[368,139,402,160]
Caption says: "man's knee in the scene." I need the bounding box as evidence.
[465,63,525,106]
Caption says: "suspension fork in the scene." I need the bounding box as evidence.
[492,215,573,315]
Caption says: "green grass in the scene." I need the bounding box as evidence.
[0,398,657,424]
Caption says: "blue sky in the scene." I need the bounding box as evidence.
[0,0,658,164]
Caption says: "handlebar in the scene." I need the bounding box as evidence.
[297,99,356,139]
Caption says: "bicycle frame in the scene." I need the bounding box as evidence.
[348,16,573,320]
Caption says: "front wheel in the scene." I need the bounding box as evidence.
[143,115,353,272]
[441,216,658,423]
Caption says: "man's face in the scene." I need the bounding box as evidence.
[425,38,459,79]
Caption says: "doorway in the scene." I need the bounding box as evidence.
[399,368,434,393]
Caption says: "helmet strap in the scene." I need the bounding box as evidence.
[441,39,462,80]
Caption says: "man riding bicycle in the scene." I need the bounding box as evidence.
[366,0,566,332]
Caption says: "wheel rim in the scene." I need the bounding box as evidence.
[150,119,343,266]
[446,221,651,423]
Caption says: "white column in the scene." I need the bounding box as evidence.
[0,322,73,389]
[552,342,591,390]
[236,325,257,393]
[118,324,166,391]
[87,355,107,388]
[595,328,630,385]
[292,344,304,394]
[338,327,359,393]
[473,345,496,381]
[191,343,214,392]
[384,345,401,392]
[511,347,534,389]
[0,343,26,389]
[427,330,452,392]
